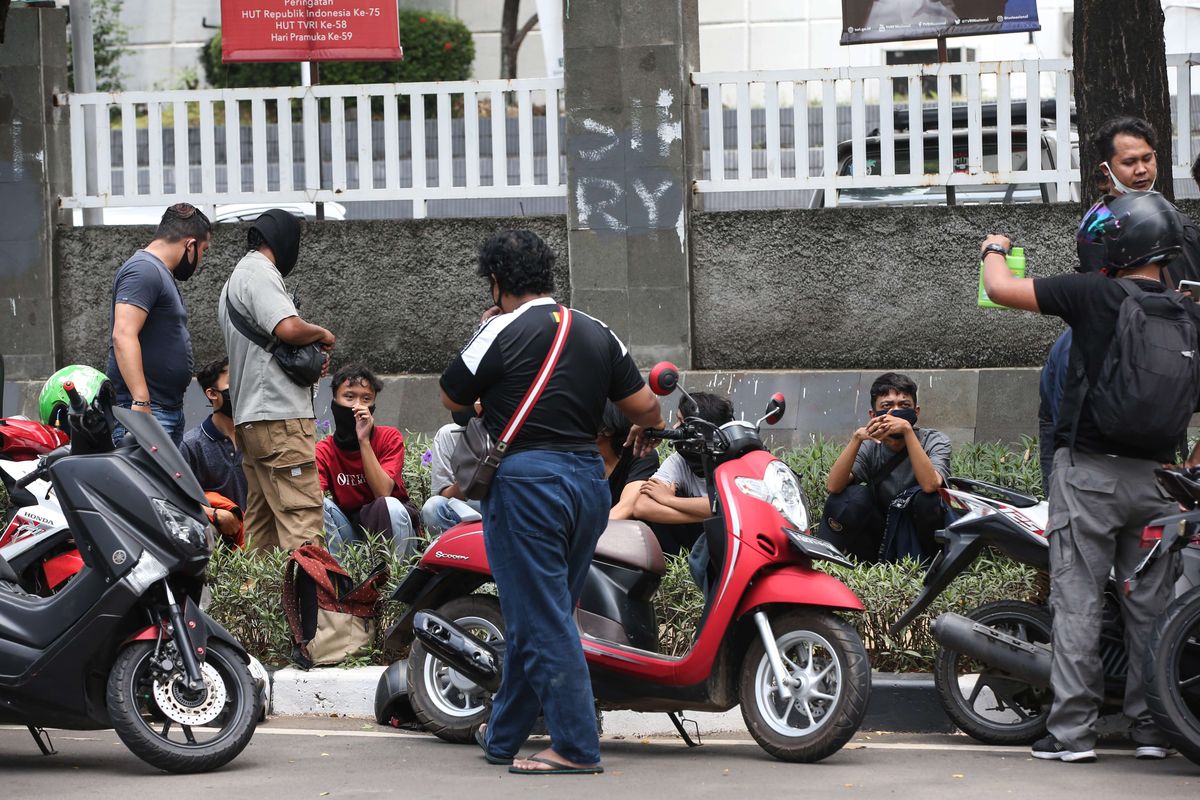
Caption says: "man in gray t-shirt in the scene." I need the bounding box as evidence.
[218,210,335,550]
[107,204,211,446]
[821,372,952,563]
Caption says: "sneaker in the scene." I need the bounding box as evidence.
[1031,735,1097,762]
[1134,745,1175,760]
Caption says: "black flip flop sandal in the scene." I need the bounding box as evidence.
[508,755,604,775]
[476,724,510,766]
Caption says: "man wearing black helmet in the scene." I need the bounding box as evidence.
[981,191,1200,764]
[219,210,335,551]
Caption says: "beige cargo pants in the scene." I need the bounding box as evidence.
[238,418,324,551]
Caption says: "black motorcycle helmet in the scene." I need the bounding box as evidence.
[1098,191,1183,273]
[1075,197,1114,273]
[249,209,302,277]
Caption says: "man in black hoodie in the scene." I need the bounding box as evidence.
[219,210,336,551]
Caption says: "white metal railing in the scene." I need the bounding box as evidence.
[58,77,565,218]
[693,54,1200,207]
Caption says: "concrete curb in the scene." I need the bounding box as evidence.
[271,666,387,718]
[269,667,953,735]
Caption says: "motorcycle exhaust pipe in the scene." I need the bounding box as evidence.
[412,610,502,693]
[931,612,1052,688]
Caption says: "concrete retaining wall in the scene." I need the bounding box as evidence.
[690,200,1200,370]
[53,216,570,375]
[52,200,1200,380]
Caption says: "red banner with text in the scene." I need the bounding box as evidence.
[220,0,403,62]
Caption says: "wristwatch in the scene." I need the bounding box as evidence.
[982,243,1010,258]
[131,400,151,408]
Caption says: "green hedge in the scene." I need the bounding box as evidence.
[202,434,1043,671]
[203,530,1041,672]
[201,9,475,90]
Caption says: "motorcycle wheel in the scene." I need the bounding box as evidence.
[739,609,870,763]
[407,594,504,743]
[933,600,1052,745]
[107,640,260,773]
[1145,586,1200,765]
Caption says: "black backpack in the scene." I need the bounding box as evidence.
[1082,280,1200,455]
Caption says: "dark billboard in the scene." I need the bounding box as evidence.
[841,0,1040,45]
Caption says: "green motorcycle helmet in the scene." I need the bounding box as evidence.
[38,365,113,430]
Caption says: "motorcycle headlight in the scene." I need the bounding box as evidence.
[735,461,810,531]
[152,498,211,553]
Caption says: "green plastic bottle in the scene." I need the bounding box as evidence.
[977,246,1026,309]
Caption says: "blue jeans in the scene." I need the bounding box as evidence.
[420,495,482,536]
[323,496,419,562]
[111,403,185,448]
[481,450,609,765]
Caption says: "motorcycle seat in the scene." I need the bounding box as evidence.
[594,520,666,576]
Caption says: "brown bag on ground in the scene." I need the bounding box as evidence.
[282,543,389,668]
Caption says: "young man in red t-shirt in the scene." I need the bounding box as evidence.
[316,364,420,562]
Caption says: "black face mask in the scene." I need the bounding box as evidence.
[175,241,197,282]
[877,407,919,439]
[216,388,234,418]
[330,401,375,451]
[673,442,707,477]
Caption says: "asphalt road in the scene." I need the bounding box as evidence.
[4,718,1200,799]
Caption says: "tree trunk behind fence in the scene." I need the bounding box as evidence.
[1073,0,1175,208]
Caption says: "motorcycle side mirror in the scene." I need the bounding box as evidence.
[648,362,680,397]
[764,393,785,425]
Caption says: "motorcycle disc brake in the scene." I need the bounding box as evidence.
[152,661,227,726]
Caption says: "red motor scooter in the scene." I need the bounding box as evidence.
[0,384,90,595]
[384,363,871,763]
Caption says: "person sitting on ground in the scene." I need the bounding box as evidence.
[600,401,659,520]
[632,391,734,594]
[819,372,952,564]
[422,400,660,538]
[316,364,420,562]
[420,407,483,537]
[179,357,246,547]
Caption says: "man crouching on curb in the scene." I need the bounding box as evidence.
[818,372,951,564]
[980,191,1200,764]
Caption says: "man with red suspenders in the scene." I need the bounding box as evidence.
[439,230,663,775]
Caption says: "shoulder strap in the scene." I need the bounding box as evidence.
[497,305,572,450]
[282,556,307,647]
[1115,277,1144,300]
[224,295,276,352]
[872,446,910,485]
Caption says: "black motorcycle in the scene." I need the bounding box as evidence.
[1139,467,1200,765]
[889,475,1200,745]
[2,385,259,772]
